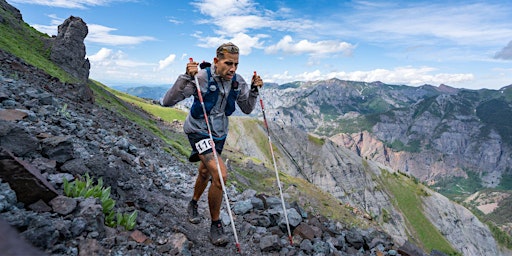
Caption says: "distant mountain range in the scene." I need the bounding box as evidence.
[113,82,283,101]
[111,85,169,100]
[257,78,512,191]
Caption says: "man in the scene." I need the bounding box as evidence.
[161,42,263,245]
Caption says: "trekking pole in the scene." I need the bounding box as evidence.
[254,71,293,245]
[190,58,241,253]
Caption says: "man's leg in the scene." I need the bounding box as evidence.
[192,161,210,201]
[187,162,210,224]
[198,152,227,221]
[198,151,229,246]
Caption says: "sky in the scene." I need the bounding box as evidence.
[7,0,512,90]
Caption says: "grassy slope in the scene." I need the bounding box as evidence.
[381,171,459,255]
[0,7,76,83]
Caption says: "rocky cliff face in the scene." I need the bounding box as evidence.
[422,193,500,255]
[48,16,90,83]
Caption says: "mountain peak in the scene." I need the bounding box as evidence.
[437,84,459,94]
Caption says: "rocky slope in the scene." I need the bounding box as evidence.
[228,120,504,255]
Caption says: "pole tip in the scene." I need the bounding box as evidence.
[236,243,241,253]
[288,236,293,245]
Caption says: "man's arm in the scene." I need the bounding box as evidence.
[235,75,259,114]
[160,74,196,107]
[161,61,204,107]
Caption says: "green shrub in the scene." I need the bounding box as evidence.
[63,173,138,230]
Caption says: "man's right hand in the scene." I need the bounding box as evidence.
[186,62,199,77]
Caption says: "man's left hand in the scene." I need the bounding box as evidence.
[251,75,263,91]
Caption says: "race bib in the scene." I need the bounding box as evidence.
[195,138,213,154]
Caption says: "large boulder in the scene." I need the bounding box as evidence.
[49,16,90,83]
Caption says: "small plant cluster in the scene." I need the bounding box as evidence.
[63,173,138,230]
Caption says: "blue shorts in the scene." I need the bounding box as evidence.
[187,133,226,162]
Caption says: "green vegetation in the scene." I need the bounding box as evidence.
[503,86,512,102]
[308,134,325,146]
[497,169,512,190]
[382,170,459,255]
[387,139,421,153]
[107,87,187,122]
[319,103,339,117]
[0,9,77,83]
[476,98,512,145]
[487,222,512,249]
[277,81,302,89]
[361,96,392,114]
[413,97,441,119]
[63,173,138,230]
[433,171,483,202]
[241,119,270,154]
[319,114,379,136]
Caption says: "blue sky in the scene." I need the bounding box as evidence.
[8,0,512,90]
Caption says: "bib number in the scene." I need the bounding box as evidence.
[195,138,213,154]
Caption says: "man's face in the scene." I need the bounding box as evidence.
[214,52,239,81]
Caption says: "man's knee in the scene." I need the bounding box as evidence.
[211,173,228,189]
[198,165,210,180]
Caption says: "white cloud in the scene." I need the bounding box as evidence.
[212,15,269,35]
[196,33,265,55]
[10,0,135,9]
[32,24,57,36]
[88,48,153,67]
[168,17,182,25]
[332,2,512,47]
[87,48,177,85]
[86,24,155,45]
[192,0,254,17]
[332,66,474,86]
[157,54,177,71]
[265,35,355,57]
[266,66,474,86]
[28,15,154,46]
[191,0,316,56]
[29,14,64,36]
[87,47,113,62]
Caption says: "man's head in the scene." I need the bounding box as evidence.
[216,42,239,59]
[214,42,239,81]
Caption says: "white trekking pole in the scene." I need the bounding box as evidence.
[254,71,293,245]
[190,58,241,252]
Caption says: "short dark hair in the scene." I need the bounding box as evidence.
[216,42,239,59]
